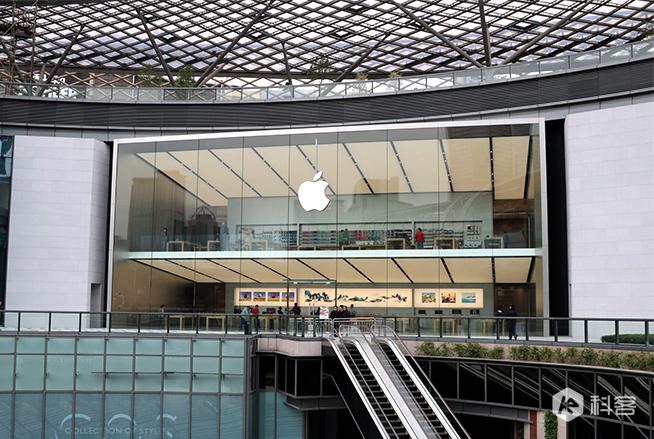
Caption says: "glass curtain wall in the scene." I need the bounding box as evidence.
[112,122,543,320]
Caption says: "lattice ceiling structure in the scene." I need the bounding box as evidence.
[0,0,652,87]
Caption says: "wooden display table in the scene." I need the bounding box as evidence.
[207,240,220,251]
[434,237,457,249]
[482,319,506,336]
[434,318,460,335]
[482,237,504,249]
[386,238,408,249]
[204,315,226,331]
[166,241,196,251]
[169,315,196,330]
[342,245,361,250]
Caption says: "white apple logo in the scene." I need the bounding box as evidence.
[298,171,330,212]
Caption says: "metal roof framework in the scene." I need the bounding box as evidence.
[0,0,652,87]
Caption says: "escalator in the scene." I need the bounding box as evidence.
[377,342,450,438]
[329,323,470,439]
[337,340,411,439]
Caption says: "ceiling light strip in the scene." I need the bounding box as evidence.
[389,141,413,193]
[391,258,413,283]
[295,145,336,196]
[166,259,225,283]
[523,135,534,199]
[208,259,261,283]
[208,149,263,197]
[342,259,374,283]
[250,259,289,280]
[135,260,196,283]
[440,259,455,283]
[491,257,496,283]
[341,142,374,194]
[438,139,454,192]
[251,147,297,196]
[164,152,229,200]
[295,258,329,280]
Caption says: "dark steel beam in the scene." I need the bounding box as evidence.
[281,41,293,85]
[478,0,493,67]
[137,8,175,84]
[502,1,590,65]
[195,0,275,87]
[334,32,389,82]
[0,0,108,5]
[43,23,84,85]
[389,0,484,68]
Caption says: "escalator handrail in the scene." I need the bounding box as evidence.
[370,324,471,439]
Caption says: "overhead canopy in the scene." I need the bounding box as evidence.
[0,0,651,84]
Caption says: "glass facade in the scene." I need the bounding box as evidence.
[0,335,247,439]
[0,136,12,310]
[112,122,544,317]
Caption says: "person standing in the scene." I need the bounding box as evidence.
[503,231,510,248]
[338,230,345,249]
[157,304,166,328]
[252,304,261,330]
[349,304,357,318]
[161,228,168,251]
[493,306,504,337]
[343,229,350,246]
[415,228,425,249]
[220,222,231,251]
[291,303,301,316]
[240,306,251,332]
[507,305,518,340]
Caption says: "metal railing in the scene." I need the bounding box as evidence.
[0,40,652,103]
[0,311,651,349]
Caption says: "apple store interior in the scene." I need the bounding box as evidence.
[111,122,545,318]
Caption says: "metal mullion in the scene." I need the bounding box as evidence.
[131,338,136,439]
[161,337,166,439]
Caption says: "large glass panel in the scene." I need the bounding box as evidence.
[74,394,103,438]
[193,356,220,392]
[276,393,302,439]
[77,338,104,354]
[106,338,133,355]
[164,395,190,439]
[222,340,244,357]
[0,394,11,438]
[220,395,243,439]
[45,393,73,439]
[164,356,191,392]
[105,394,132,437]
[46,355,75,390]
[46,338,75,354]
[0,337,14,353]
[134,394,162,438]
[17,337,45,353]
[221,357,244,393]
[136,338,162,355]
[0,355,14,390]
[623,376,650,427]
[14,394,43,438]
[135,355,163,391]
[191,395,219,439]
[105,356,133,391]
[76,355,104,391]
[486,365,512,405]
[514,367,540,408]
[16,355,45,390]
[166,339,191,356]
[194,340,220,356]
[258,391,275,439]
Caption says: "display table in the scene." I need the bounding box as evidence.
[482,319,506,336]
[206,240,220,251]
[204,315,226,331]
[434,318,459,335]
[166,241,196,251]
[434,237,457,249]
[386,238,408,249]
[482,237,504,249]
[169,315,196,330]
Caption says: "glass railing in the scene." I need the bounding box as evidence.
[1,40,652,103]
[0,311,652,349]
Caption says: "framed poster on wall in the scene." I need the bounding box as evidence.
[414,289,484,309]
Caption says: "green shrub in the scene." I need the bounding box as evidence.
[416,341,437,356]
[601,334,654,345]
[578,348,598,365]
[544,410,558,439]
[434,343,452,357]
[452,343,490,358]
[488,347,505,360]
[597,350,621,368]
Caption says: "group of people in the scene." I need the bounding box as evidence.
[495,305,519,340]
[329,304,357,319]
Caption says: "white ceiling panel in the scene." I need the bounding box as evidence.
[493,136,530,200]
[208,149,260,198]
[241,148,293,197]
[444,258,493,283]
[239,259,289,283]
[442,138,492,192]
[394,258,451,283]
[150,259,223,283]
[342,142,388,194]
[494,257,532,283]
[393,140,450,193]
[345,258,410,283]
[299,258,368,283]
[297,143,342,193]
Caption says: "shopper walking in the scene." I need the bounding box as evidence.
[507,305,518,340]
[415,228,425,249]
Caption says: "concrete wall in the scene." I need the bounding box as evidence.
[6,136,111,314]
[565,101,654,319]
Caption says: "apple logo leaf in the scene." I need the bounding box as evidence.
[313,171,323,182]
